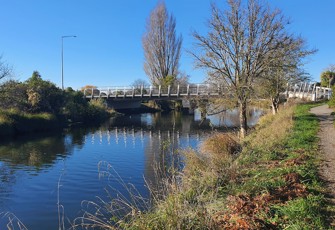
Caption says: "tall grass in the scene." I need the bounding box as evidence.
[0,212,28,230]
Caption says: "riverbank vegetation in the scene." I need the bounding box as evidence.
[74,101,330,229]
[0,71,115,137]
[328,85,335,108]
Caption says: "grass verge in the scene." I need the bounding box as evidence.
[234,102,329,229]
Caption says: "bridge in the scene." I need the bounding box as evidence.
[83,84,222,100]
[83,82,332,109]
[286,82,332,101]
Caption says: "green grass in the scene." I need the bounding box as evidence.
[0,109,59,137]
[266,103,328,228]
[270,195,325,229]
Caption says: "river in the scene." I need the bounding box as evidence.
[0,109,262,229]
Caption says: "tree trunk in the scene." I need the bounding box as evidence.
[239,100,248,139]
[271,96,279,115]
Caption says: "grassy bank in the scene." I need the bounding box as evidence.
[0,104,116,138]
[0,110,59,137]
[75,102,330,229]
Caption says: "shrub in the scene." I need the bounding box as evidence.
[328,85,335,108]
[0,80,28,111]
[86,98,110,121]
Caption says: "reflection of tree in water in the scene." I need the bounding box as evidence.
[0,162,16,206]
[0,135,67,168]
[0,127,103,211]
[103,111,225,192]
[65,125,103,149]
[0,126,103,169]
[110,112,190,191]
[143,129,189,194]
[198,108,263,128]
[106,111,218,134]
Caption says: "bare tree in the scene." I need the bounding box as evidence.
[131,78,149,94]
[131,78,149,88]
[258,37,315,114]
[191,0,301,138]
[142,2,182,86]
[0,56,12,81]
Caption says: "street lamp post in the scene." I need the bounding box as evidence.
[61,35,76,90]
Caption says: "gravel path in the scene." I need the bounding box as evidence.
[310,104,335,222]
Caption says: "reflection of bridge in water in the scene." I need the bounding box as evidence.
[86,127,203,148]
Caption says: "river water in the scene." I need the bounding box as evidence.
[0,109,262,229]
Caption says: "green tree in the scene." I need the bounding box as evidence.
[25,71,64,113]
[320,69,335,87]
[161,75,176,87]
[63,90,88,122]
[0,80,28,111]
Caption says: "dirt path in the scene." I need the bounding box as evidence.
[310,104,335,222]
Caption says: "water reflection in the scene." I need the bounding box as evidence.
[0,109,262,168]
[0,134,67,168]
[0,109,262,230]
[195,107,264,128]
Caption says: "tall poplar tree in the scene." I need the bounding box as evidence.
[142,2,182,86]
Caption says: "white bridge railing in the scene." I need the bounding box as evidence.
[285,82,332,101]
[83,82,332,101]
[83,84,223,99]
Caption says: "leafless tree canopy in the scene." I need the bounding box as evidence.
[142,2,182,85]
[131,78,149,88]
[0,56,12,81]
[258,36,315,114]
[191,0,306,138]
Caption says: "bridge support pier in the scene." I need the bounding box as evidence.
[181,98,208,116]
[182,99,197,114]
[106,100,142,110]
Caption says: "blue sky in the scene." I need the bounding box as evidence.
[1,0,334,89]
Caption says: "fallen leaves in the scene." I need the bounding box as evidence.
[212,172,307,229]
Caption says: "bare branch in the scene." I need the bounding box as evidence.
[0,56,12,81]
